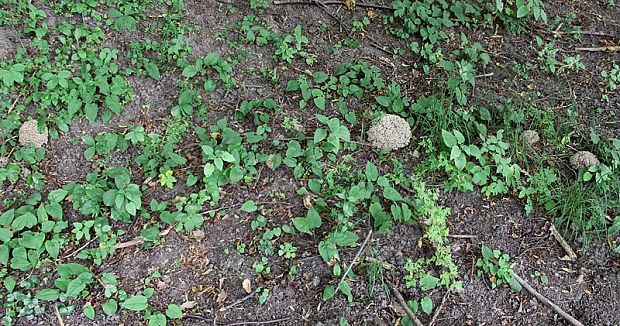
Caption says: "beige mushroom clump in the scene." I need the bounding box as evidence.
[520,130,540,146]
[19,120,48,148]
[569,151,599,169]
[367,114,412,151]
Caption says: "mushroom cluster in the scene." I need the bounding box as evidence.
[367,114,412,151]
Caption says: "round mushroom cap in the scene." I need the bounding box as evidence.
[569,151,599,169]
[19,120,48,148]
[520,130,540,146]
[367,114,412,151]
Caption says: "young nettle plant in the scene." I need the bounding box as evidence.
[439,129,523,196]
[196,119,260,206]
[274,25,314,65]
[179,52,235,93]
[83,132,129,160]
[0,190,68,276]
[476,245,522,292]
[102,167,142,222]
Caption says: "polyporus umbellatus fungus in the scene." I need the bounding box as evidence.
[367,114,412,151]
[19,120,48,148]
[569,151,599,169]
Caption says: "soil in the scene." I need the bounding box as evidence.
[3,0,620,325]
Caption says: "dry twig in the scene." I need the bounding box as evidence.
[429,290,450,326]
[549,224,577,261]
[575,46,620,52]
[513,273,584,326]
[389,283,424,326]
[219,292,255,312]
[225,316,294,325]
[337,229,373,290]
[274,0,393,10]
[54,304,65,326]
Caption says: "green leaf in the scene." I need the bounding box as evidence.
[421,296,433,314]
[102,299,118,316]
[36,288,60,301]
[338,282,353,302]
[4,276,16,292]
[318,240,338,262]
[313,128,328,144]
[121,295,148,311]
[313,96,326,110]
[0,244,8,265]
[308,179,322,193]
[383,187,403,202]
[84,303,95,320]
[204,79,217,92]
[125,202,137,216]
[48,189,68,202]
[450,146,462,161]
[105,95,122,115]
[182,65,198,78]
[144,62,160,80]
[365,162,379,182]
[516,4,529,18]
[240,200,258,212]
[323,285,336,301]
[12,212,37,231]
[453,129,465,144]
[0,209,15,227]
[376,96,391,107]
[148,312,166,326]
[292,208,322,234]
[312,71,329,83]
[203,163,215,178]
[442,130,457,148]
[165,304,183,319]
[419,274,439,291]
[220,151,236,163]
[481,245,493,259]
[0,228,13,242]
[331,231,359,246]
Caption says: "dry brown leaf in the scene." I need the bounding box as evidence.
[216,290,227,303]
[180,301,198,310]
[242,279,252,293]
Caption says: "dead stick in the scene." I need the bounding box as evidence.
[62,237,98,259]
[549,224,577,261]
[54,304,65,326]
[114,227,172,249]
[429,290,450,326]
[448,234,478,239]
[219,292,255,312]
[225,316,294,326]
[389,283,424,326]
[273,0,393,10]
[575,46,620,52]
[513,273,584,326]
[337,229,373,290]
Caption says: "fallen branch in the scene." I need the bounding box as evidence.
[389,283,424,326]
[219,292,255,312]
[513,272,584,326]
[54,304,65,326]
[549,224,577,261]
[273,0,393,10]
[337,229,373,291]
[62,237,97,259]
[114,227,172,249]
[429,290,450,326]
[575,46,620,52]
[225,316,294,326]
